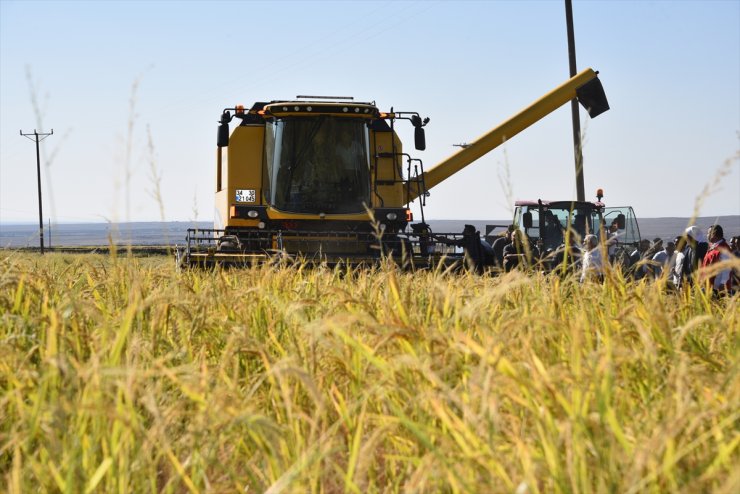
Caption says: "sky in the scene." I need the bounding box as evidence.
[1,0,738,225]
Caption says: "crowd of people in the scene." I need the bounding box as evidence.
[455,221,738,295]
[580,223,738,294]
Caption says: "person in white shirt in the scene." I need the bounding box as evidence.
[580,234,604,283]
[651,241,676,279]
[670,236,686,288]
[605,219,622,261]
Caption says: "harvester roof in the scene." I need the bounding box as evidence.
[261,100,380,119]
[514,200,604,209]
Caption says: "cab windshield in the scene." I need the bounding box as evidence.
[519,204,600,250]
[264,117,371,214]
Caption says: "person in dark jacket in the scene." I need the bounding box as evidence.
[503,229,539,271]
[491,225,515,269]
[436,224,492,273]
[628,239,652,280]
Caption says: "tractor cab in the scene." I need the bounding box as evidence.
[511,197,641,260]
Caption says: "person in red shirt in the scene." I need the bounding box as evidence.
[701,224,732,292]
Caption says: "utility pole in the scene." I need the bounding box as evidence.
[565,0,585,202]
[20,129,53,254]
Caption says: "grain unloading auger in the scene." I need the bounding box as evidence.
[178,68,609,268]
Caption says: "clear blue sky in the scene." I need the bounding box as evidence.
[1,0,738,224]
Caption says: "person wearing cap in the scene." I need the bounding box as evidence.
[701,224,732,292]
[680,225,709,286]
[580,234,604,283]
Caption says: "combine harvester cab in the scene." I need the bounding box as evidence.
[180,68,613,269]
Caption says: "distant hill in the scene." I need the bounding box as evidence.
[1,217,738,248]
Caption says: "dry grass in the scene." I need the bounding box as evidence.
[1,252,738,493]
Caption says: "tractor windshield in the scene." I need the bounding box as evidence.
[264,116,371,214]
[515,203,601,251]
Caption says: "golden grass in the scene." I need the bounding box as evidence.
[1,252,738,493]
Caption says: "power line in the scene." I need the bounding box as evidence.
[20,129,53,254]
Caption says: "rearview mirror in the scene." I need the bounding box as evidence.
[414,127,426,151]
[523,211,533,229]
[217,123,230,147]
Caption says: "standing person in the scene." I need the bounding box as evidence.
[605,219,622,261]
[629,239,651,280]
[580,234,604,283]
[701,224,732,292]
[730,236,740,293]
[551,234,582,275]
[503,229,537,272]
[730,236,740,257]
[491,225,515,269]
[435,224,490,273]
[651,241,676,279]
[646,238,664,259]
[682,225,709,286]
[670,236,687,288]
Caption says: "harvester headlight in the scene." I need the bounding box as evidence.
[294,106,300,111]
[343,107,349,112]
[282,106,288,111]
[386,212,397,221]
[247,210,259,218]
[257,221,266,229]
[307,106,312,112]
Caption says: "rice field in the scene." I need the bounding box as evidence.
[1,252,738,493]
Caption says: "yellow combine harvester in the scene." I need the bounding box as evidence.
[179,68,609,268]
